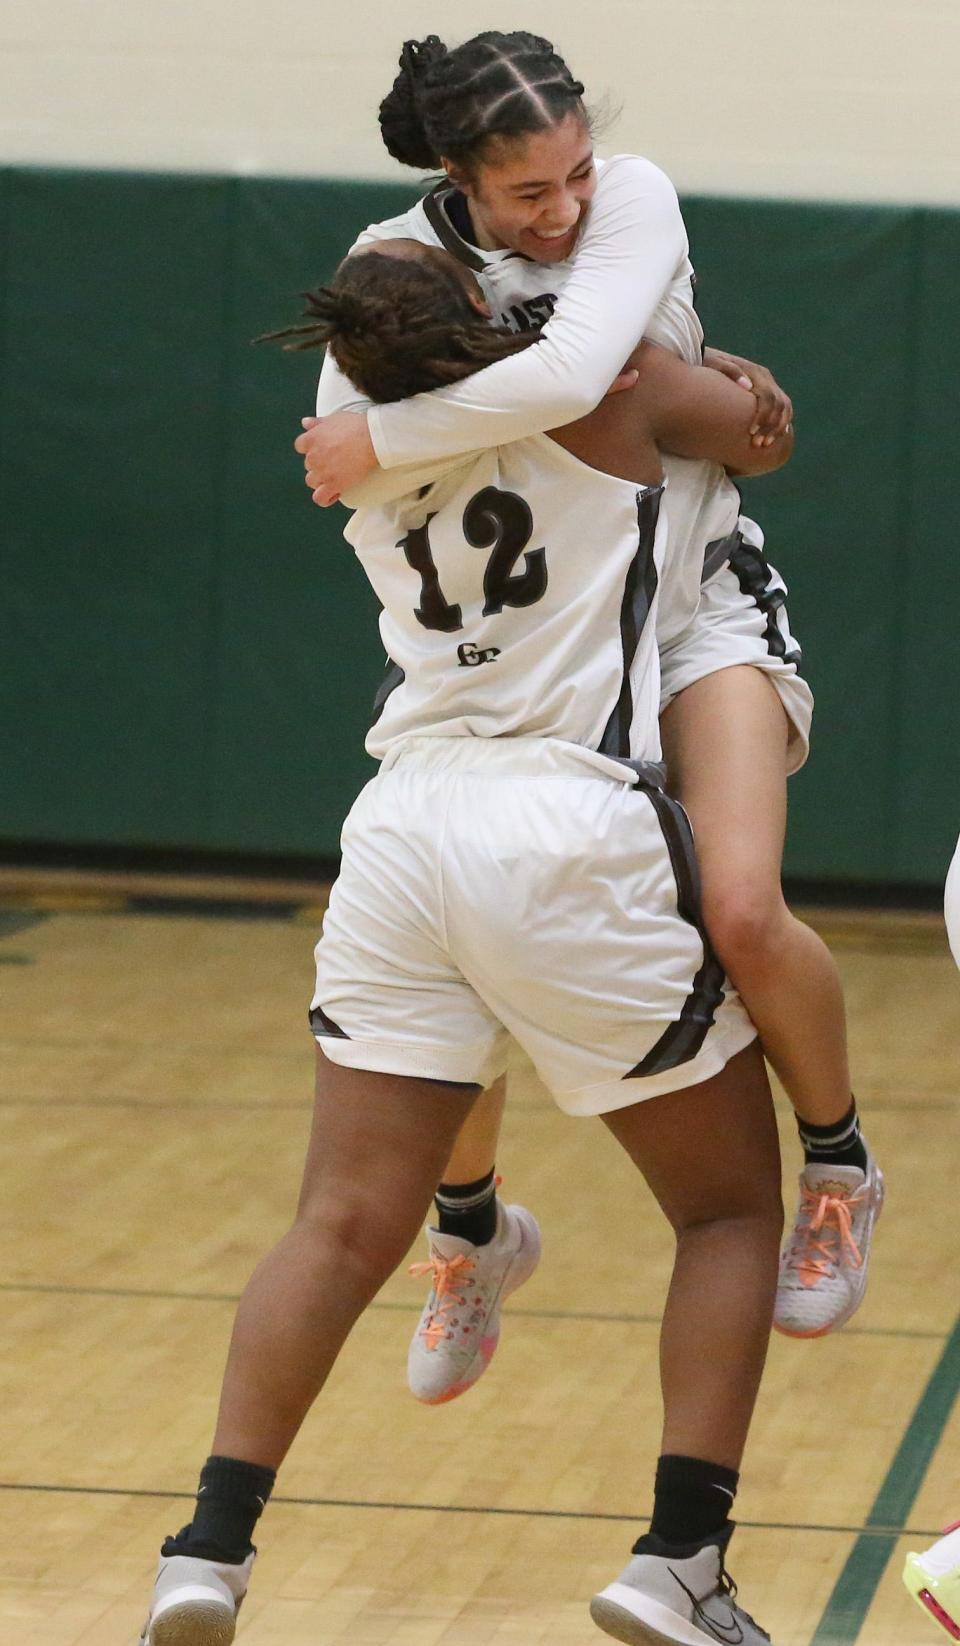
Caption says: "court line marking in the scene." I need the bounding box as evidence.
[0,1480,945,1541]
[809,1311,960,1645]
[0,1281,946,1342]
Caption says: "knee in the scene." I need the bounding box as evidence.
[702,883,791,985]
[293,1194,416,1294]
[675,1193,784,1250]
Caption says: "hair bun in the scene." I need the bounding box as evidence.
[378,35,447,169]
[401,35,447,86]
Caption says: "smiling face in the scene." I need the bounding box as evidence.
[446,112,596,264]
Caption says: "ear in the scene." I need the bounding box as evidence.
[467,291,492,319]
[442,158,472,197]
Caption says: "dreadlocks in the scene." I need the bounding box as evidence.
[257,249,534,403]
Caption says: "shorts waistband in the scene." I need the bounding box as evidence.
[379,736,665,788]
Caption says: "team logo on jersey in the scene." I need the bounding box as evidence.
[457,643,501,668]
[499,293,557,332]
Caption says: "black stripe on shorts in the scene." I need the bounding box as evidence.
[728,534,803,671]
[310,1005,350,1039]
[624,783,727,1081]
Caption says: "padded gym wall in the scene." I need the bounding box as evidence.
[1,166,957,884]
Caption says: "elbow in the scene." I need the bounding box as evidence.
[729,429,794,478]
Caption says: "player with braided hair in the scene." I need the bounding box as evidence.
[378,31,587,178]
[137,236,788,1646]
[298,27,883,1355]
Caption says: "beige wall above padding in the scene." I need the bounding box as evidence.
[1,1,956,203]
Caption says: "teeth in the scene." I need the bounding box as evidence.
[533,228,572,240]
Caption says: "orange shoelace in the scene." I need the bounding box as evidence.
[408,1251,476,1350]
[791,1185,866,1287]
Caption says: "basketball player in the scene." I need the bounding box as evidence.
[297,31,884,1360]
[137,244,787,1646]
[900,837,960,1637]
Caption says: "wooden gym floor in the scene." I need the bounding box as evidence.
[0,867,957,1646]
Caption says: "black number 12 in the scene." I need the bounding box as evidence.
[398,487,548,633]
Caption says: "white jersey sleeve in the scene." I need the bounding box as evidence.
[315,350,487,507]
[367,156,688,468]
[313,207,490,509]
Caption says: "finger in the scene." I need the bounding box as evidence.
[774,396,794,437]
[606,368,639,396]
[736,373,753,390]
[764,398,791,439]
[752,390,780,436]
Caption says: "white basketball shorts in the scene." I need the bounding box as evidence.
[311,737,757,1116]
[945,834,960,969]
[659,518,814,776]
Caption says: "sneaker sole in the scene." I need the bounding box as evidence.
[590,1585,715,1645]
[773,1165,885,1340]
[150,1600,237,1646]
[412,1208,542,1405]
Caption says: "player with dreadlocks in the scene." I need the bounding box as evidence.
[137,236,790,1645]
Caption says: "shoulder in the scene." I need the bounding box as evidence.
[583,154,685,251]
[595,153,680,207]
[350,195,442,255]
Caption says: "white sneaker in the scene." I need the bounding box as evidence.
[774,1152,884,1338]
[407,1201,541,1404]
[137,1551,254,1645]
[591,1531,772,1644]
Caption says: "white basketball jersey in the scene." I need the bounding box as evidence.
[344,159,742,642]
[345,435,667,766]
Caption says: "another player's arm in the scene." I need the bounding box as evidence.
[634,342,794,476]
[546,340,792,485]
[313,348,482,509]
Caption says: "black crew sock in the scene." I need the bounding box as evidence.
[635,1454,739,1552]
[797,1097,868,1172]
[161,1455,276,1565]
[434,1168,498,1246]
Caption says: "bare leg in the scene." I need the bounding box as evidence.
[212,1051,477,1469]
[440,1076,506,1185]
[660,665,852,1127]
[603,1043,782,1468]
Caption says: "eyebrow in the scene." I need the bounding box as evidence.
[507,154,594,192]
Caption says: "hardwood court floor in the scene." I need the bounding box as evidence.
[0,874,957,1646]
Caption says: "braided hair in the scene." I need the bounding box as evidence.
[378,30,588,172]
[257,250,535,404]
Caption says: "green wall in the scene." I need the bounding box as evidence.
[1,166,956,884]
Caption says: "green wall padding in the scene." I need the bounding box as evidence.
[684,200,925,881]
[1,166,956,884]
